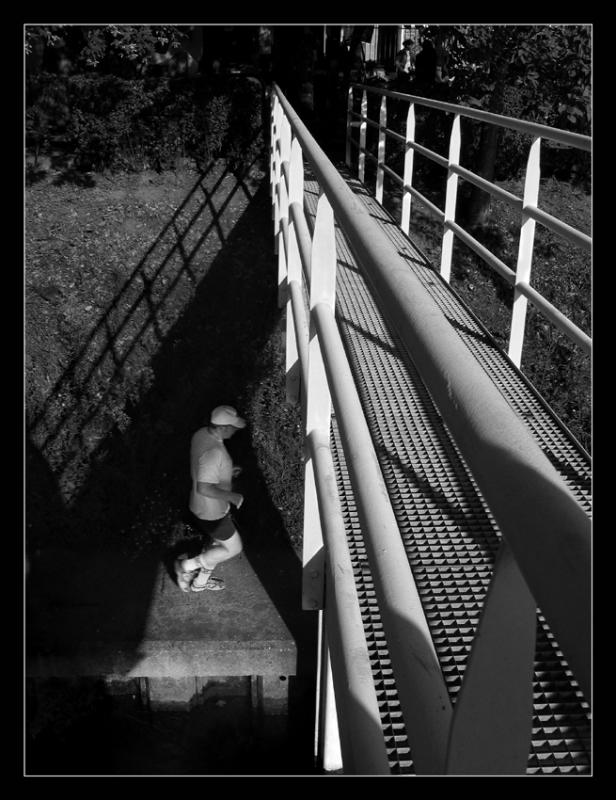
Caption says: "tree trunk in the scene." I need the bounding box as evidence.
[464,122,501,228]
[463,32,510,229]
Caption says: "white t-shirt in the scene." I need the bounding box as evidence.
[189,427,233,520]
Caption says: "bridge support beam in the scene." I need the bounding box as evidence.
[446,542,537,774]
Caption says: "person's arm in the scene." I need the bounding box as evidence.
[197,481,244,509]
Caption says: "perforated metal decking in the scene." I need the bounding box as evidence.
[302,169,591,775]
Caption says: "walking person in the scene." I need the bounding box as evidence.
[395,38,415,84]
[175,405,246,593]
[414,37,437,88]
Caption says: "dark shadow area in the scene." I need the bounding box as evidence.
[337,314,399,358]
[335,257,362,276]
[26,151,99,188]
[26,163,53,186]
[368,212,402,227]
[376,442,500,561]
[345,180,371,198]
[51,168,97,188]
[26,161,317,774]
[26,674,319,775]
[445,315,495,348]
[395,249,432,270]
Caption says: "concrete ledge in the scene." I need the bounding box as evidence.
[26,547,304,679]
[26,640,297,678]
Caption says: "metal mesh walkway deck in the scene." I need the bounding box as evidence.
[302,166,591,775]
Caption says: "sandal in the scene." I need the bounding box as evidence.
[174,556,200,593]
[191,567,225,592]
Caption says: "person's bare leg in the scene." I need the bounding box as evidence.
[186,532,243,591]
[198,532,243,569]
[180,532,242,572]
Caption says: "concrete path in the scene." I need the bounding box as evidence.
[26,544,315,679]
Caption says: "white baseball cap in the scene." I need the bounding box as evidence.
[211,405,247,428]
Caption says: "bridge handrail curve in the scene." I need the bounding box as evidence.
[271,82,590,772]
[347,82,591,365]
[350,112,592,255]
[350,82,591,151]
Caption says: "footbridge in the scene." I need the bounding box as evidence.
[271,82,591,775]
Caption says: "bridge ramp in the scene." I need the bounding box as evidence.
[303,166,591,775]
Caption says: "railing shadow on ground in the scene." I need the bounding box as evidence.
[26,160,317,773]
[331,310,504,560]
[337,314,400,358]
[336,244,591,510]
[29,158,253,485]
[376,442,499,557]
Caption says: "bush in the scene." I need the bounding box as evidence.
[224,76,266,172]
[26,72,265,174]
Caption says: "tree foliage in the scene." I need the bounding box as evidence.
[25,25,187,74]
[411,24,591,223]
[439,24,591,134]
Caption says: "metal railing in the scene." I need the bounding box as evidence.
[346,82,591,369]
[270,83,590,775]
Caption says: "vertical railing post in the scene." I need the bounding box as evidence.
[277,115,292,308]
[445,542,537,774]
[270,93,278,207]
[400,101,416,235]
[319,625,344,772]
[358,90,367,184]
[345,85,353,168]
[310,428,392,774]
[302,190,337,612]
[272,97,282,248]
[509,136,541,368]
[315,612,343,772]
[375,94,387,204]
[440,113,461,282]
[285,136,305,405]
[303,189,337,767]
[277,164,289,310]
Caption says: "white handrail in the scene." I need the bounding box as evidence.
[347,83,591,366]
[274,91,453,774]
[309,427,399,774]
[441,113,462,281]
[351,82,591,151]
[272,83,591,774]
[274,81,590,698]
[313,301,453,774]
[525,204,592,252]
[451,164,524,209]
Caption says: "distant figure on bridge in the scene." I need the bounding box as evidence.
[414,38,438,87]
[395,38,415,84]
[174,405,246,593]
[414,37,454,93]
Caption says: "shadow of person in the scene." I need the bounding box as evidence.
[161,533,206,589]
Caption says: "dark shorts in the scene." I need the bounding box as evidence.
[188,511,237,542]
